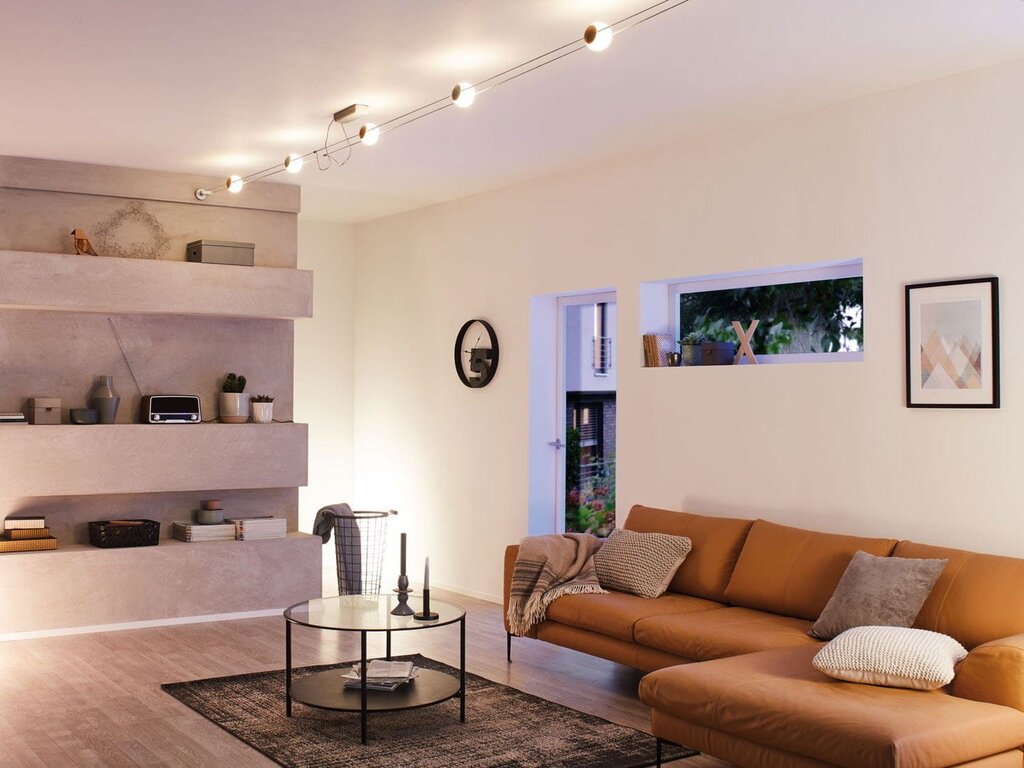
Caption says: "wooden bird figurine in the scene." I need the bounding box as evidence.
[71,228,99,256]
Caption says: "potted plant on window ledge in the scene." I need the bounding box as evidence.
[678,333,707,366]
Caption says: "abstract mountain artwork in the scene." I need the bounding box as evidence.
[906,277,999,408]
[919,299,982,390]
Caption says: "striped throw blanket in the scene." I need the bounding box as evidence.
[507,533,606,636]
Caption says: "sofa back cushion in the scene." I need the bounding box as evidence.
[623,505,752,602]
[724,520,898,620]
[895,541,1024,649]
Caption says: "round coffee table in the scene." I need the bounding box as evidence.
[284,594,466,744]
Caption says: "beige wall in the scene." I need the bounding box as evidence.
[348,58,1024,601]
[295,220,357,585]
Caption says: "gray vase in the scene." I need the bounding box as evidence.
[90,376,121,424]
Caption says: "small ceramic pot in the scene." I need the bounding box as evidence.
[196,508,225,525]
[680,345,702,367]
[219,392,251,424]
[252,402,274,424]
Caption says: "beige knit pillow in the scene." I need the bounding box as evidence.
[813,626,968,690]
[593,529,692,598]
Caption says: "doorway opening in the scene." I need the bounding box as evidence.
[559,294,616,535]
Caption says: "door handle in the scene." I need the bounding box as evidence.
[548,438,565,450]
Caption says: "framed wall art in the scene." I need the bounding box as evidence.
[905,277,999,408]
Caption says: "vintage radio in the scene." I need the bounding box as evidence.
[140,395,202,424]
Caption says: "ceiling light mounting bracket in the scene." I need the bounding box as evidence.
[333,104,369,124]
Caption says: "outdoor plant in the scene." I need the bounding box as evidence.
[222,373,247,393]
[251,394,275,403]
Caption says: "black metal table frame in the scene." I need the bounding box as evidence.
[284,605,466,744]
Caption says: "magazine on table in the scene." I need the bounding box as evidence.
[342,660,420,691]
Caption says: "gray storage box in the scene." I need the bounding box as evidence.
[28,397,61,425]
[186,240,255,266]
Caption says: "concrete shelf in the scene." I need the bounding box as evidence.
[0,250,313,319]
[0,532,322,635]
[0,423,308,497]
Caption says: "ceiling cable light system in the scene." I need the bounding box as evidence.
[359,123,380,145]
[451,82,476,108]
[193,0,691,201]
[584,22,614,51]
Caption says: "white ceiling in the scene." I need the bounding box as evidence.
[2,1,1024,223]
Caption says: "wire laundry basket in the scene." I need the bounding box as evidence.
[330,509,395,595]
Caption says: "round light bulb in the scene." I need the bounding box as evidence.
[226,175,244,193]
[584,22,613,51]
[452,82,476,108]
[284,153,304,174]
[359,123,380,146]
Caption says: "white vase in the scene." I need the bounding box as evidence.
[252,402,274,424]
[220,393,251,423]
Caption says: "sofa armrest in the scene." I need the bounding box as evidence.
[953,633,1024,712]
[503,544,519,633]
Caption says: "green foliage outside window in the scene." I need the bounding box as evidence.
[679,277,864,354]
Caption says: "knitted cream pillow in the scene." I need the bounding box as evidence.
[813,626,968,690]
[593,529,692,599]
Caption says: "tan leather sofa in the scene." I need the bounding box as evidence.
[502,505,1024,767]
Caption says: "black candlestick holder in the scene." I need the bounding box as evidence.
[414,588,439,621]
[391,573,415,616]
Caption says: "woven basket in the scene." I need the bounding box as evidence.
[88,519,161,548]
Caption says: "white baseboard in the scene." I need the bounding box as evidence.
[0,608,284,643]
[431,580,501,605]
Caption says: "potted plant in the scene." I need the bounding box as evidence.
[219,373,250,423]
[678,333,707,366]
[251,394,275,424]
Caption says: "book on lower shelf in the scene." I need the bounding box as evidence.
[7,527,51,540]
[0,536,58,553]
[172,521,236,543]
[341,660,420,692]
[226,516,287,541]
[4,515,46,530]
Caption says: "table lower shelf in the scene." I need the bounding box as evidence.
[290,668,461,713]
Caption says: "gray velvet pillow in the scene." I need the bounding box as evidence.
[809,551,947,640]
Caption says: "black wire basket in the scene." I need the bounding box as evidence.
[88,520,161,548]
[330,510,394,595]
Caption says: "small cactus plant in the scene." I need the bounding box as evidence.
[222,373,247,393]
[251,394,275,403]
[679,333,708,346]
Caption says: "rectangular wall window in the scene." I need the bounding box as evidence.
[671,259,863,364]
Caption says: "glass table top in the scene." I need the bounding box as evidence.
[285,594,465,631]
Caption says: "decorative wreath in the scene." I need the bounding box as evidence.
[94,200,171,260]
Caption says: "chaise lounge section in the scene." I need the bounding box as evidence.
[503,505,1024,767]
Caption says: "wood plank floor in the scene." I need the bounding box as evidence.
[0,590,730,767]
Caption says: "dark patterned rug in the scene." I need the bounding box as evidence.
[162,654,696,767]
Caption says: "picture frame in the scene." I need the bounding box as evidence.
[905,277,999,408]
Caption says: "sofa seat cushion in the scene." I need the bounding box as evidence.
[635,606,821,661]
[545,591,723,643]
[639,646,1024,768]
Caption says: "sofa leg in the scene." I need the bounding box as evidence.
[506,631,512,663]
[655,737,663,767]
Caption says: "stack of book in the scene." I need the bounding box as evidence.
[228,516,287,541]
[342,660,420,692]
[1,515,58,553]
[172,521,236,543]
